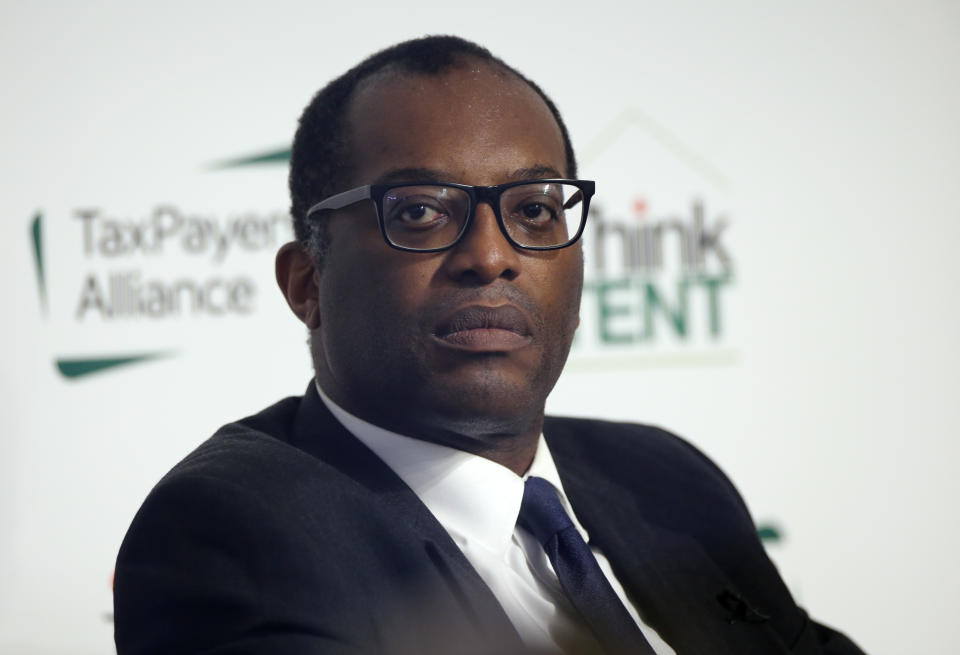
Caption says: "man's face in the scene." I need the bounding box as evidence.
[311,63,583,444]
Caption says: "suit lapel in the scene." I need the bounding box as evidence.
[546,422,793,655]
[287,384,523,649]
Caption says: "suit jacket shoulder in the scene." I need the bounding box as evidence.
[544,416,864,655]
[544,415,759,561]
[114,392,523,655]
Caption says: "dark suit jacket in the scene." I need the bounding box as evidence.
[114,384,864,655]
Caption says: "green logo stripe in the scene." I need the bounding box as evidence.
[30,212,46,313]
[757,523,783,543]
[56,352,169,379]
[209,148,291,169]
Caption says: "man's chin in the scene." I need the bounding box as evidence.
[410,381,547,439]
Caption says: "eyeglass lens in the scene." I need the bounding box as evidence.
[381,183,586,250]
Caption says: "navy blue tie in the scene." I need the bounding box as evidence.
[518,477,656,655]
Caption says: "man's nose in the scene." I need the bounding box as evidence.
[441,202,521,283]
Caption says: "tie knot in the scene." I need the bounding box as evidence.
[518,476,575,546]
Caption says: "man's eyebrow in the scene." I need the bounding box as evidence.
[374,168,449,184]
[373,165,566,186]
[508,165,564,180]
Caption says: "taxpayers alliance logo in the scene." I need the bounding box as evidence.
[29,152,293,378]
[29,110,735,379]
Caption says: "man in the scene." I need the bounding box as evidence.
[114,36,864,655]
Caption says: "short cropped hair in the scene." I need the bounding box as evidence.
[288,35,578,256]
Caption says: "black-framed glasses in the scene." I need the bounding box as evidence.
[305,178,595,252]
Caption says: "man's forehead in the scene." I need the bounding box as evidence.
[350,63,549,125]
[343,62,567,184]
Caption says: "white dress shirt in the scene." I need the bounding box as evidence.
[316,384,676,654]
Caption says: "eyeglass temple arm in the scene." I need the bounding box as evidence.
[563,189,584,210]
[306,185,373,217]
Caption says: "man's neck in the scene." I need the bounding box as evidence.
[315,379,542,476]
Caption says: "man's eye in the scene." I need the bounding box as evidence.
[395,203,446,225]
[517,202,557,223]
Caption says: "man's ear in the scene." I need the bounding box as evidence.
[275,241,321,329]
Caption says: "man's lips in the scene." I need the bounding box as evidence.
[434,305,533,352]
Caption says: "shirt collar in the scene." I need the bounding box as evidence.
[314,382,586,554]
